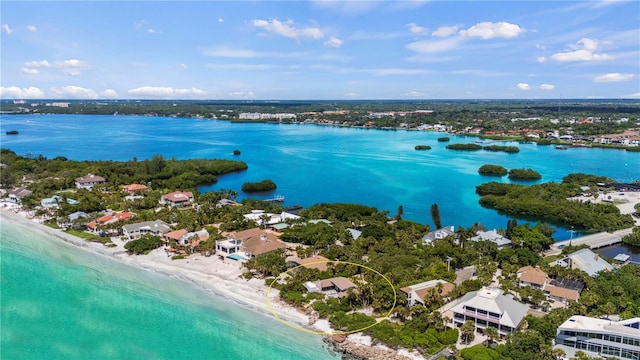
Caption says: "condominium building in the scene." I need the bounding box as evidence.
[555,315,640,360]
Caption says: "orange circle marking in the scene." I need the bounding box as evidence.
[265,260,397,335]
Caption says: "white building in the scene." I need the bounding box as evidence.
[555,315,640,360]
[470,229,511,249]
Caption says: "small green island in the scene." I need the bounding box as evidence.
[437,137,450,142]
[241,179,277,192]
[414,145,432,150]
[233,149,241,155]
[478,164,508,176]
[508,168,542,180]
[483,145,520,153]
[446,143,482,151]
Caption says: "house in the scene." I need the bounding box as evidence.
[216,228,287,258]
[556,248,613,277]
[87,211,132,234]
[447,287,529,336]
[164,229,209,249]
[516,266,549,289]
[470,229,511,249]
[160,191,194,207]
[422,226,457,245]
[243,210,300,226]
[400,279,455,306]
[163,229,189,246]
[122,220,171,240]
[40,195,80,208]
[122,184,149,195]
[216,198,239,208]
[8,187,32,203]
[57,211,89,230]
[304,276,357,298]
[75,174,106,189]
[554,315,640,360]
[286,255,330,271]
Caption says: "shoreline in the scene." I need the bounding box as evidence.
[0,208,425,360]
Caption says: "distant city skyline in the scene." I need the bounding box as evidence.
[1,1,639,100]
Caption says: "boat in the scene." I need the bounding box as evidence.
[5,130,19,135]
[555,145,568,150]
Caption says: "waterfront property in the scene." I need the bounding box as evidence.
[56,211,89,230]
[556,248,614,277]
[447,287,529,336]
[516,266,583,305]
[122,220,171,240]
[517,266,549,290]
[74,174,106,189]
[286,255,330,271]
[216,228,287,258]
[40,195,79,208]
[400,279,455,307]
[243,210,301,226]
[8,186,32,203]
[87,211,132,234]
[304,277,357,298]
[122,184,150,195]
[555,315,640,360]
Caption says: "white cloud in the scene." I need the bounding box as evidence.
[403,91,429,97]
[206,64,281,71]
[179,63,188,69]
[310,1,378,15]
[370,68,431,76]
[459,22,525,39]
[431,25,458,37]
[0,86,45,99]
[21,68,40,75]
[550,38,613,62]
[624,92,640,98]
[50,86,99,99]
[202,47,308,59]
[100,89,119,98]
[517,83,531,90]
[2,24,12,35]
[27,25,37,32]
[218,17,224,23]
[127,86,206,98]
[537,56,546,63]
[593,73,636,82]
[406,36,464,53]
[540,84,555,90]
[23,59,89,76]
[324,36,343,48]
[147,28,157,34]
[407,23,427,34]
[252,19,323,40]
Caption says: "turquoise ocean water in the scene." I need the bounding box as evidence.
[0,213,337,360]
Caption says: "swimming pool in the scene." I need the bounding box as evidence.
[226,253,248,261]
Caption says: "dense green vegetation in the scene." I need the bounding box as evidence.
[124,235,163,254]
[241,179,277,192]
[414,145,432,150]
[507,168,541,180]
[476,177,635,232]
[445,143,482,151]
[622,226,640,247]
[478,164,508,177]
[437,137,450,142]
[233,149,241,155]
[483,145,520,153]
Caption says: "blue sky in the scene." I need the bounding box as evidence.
[1,1,638,100]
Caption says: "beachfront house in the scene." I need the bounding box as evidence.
[243,210,301,226]
[286,255,330,271]
[554,315,640,360]
[122,220,171,240]
[160,191,194,207]
[40,195,80,209]
[57,211,89,230]
[556,248,613,277]
[216,228,287,258]
[87,211,132,234]
[74,174,106,189]
[447,287,529,336]
[8,186,32,203]
[470,229,511,249]
[164,228,209,249]
[304,277,357,298]
[401,280,455,307]
[422,226,457,245]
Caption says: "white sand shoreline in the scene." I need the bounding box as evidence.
[0,209,311,331]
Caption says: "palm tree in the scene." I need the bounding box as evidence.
[461,320,475,344]
[484,327,499,347]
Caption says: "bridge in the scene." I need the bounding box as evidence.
[546,228,633,256]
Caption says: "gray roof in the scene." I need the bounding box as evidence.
[68,211,88,221]
[565,248,613,277]
[422,226,456,243]
[347,228,362,240]
[450,287,529,329]
[123,220,171,234]
[470,229,511,247]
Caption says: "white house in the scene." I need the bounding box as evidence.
[74,174,106,189]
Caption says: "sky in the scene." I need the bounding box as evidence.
[1,0,639,100]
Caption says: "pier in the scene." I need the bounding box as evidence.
[265,195,285,203]
[546,228,633,256]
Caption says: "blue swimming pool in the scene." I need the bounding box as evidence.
[226,253,248,261]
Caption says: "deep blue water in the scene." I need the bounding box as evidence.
[1,113,639,240]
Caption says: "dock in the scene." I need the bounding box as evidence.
[265,195,285,203]
[546,228,633,256]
